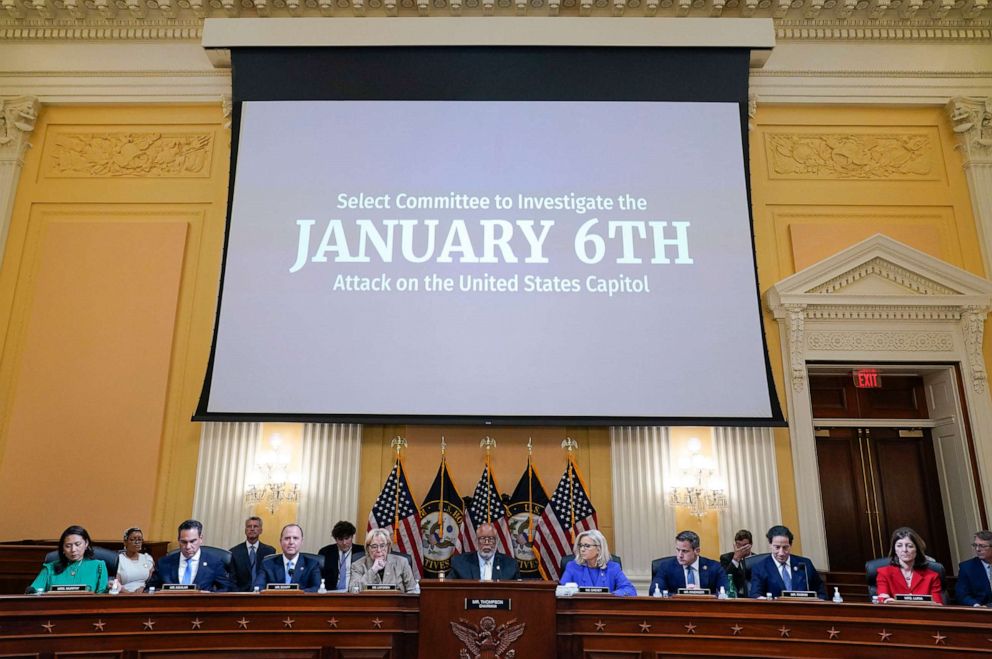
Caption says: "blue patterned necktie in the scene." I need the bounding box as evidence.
[686,566,695,586]
[182,558,192,585]
[337,552,348,591]
[780,562,792,590]
[248,545,257,579]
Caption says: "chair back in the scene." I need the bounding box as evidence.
[866,556,949,603]
[163,545,232,574]
[650,556,675,578]
[43,546,120,578]
[741,552,770,584]
[391,550,414,571]
[302,552,325,571]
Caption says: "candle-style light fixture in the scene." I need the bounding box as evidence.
[666,437,728,519]
[244,434,301,514]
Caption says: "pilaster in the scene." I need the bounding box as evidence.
[948,96,992,278]
[0,96,40,267]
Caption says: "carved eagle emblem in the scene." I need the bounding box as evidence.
[449,616,526,659]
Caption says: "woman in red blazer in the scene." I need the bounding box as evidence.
[875,527,942,604]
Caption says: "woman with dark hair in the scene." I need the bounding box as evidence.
[27,525,109,593]
[875,527,942,604]
[115,527,154,593]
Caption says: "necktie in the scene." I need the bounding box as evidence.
[337,553,348,590]
[483,560,492,581]
[986,562,991,586]
[182,558,192,585]
[687,566,695,586]
[248,545,257,579]
[780,562,792,590]
[286,561,294,584]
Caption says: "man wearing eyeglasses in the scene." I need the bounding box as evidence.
[450,523,520,581]
[956,530,992,607]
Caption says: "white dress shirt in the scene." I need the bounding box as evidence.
[179,550,201,585]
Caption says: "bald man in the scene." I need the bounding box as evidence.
[450,523,520,581]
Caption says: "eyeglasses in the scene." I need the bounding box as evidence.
[578,543,598,550]
[368,543,389,550]
[973,543,991,550]
[478,537,498,544]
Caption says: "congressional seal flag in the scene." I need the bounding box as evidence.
[418,452,465,578]
[460,463,513,556]
[368,458,423,577]
[507,455,550,579]
[533,453,598,581]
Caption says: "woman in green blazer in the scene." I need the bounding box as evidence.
[28,525,108,593]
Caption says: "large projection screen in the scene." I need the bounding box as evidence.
[195,46,784,426]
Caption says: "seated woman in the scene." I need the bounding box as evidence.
[875,526,942,604]
[560,529,636,596]
[27,525,109,594]
[114,527,155,593]
[349,528,418,593]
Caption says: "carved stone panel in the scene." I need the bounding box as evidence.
[806,330,955,352]
[43,131,213,178]
[764,131,936,180]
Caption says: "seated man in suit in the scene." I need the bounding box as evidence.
[318,520,365,592]
[450,522,520,581]
[719,529,753,597]
[748,524,826,600]
[650,530,730,596]
[229,516,276,592]
[956,529,992,607]
[254,523,321,592]
[146,519,233,592]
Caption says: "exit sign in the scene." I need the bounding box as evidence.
[853,368,881,388]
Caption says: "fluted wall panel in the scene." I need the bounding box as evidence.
[297,423,363,550]
[191,422,260,549]
[714,426,781,550]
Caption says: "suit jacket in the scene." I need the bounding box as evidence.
[650,556,728,596]
[748,554,826,600]
[559,560,637,596]
[145,548,233,592]
[956,557,992,606]
[229,542,276,592]
[719,550,748,597]
[875,564,942,604]
[449,551,521,581]
[254,553,322,592]
[350,553,418,593]
[318,544,365,590]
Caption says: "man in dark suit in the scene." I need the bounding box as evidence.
[956,530,992,606]
[719,529,753,597]
[229,516,276,592]
[254,523,321,592]
[450,523,520,581]
[318,520,364,591]
[145,519,233,592]
[748,525,826,600]
[650,530,729,596]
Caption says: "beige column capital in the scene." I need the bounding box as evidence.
[0,96,41,268]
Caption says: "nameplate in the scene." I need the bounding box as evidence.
[265,583,300,591]
[49,585,90,593]
[577,587,610,594]
[780,590,818,599]
[895,594,933,603]
[465,598,511,610]
[161,584,198,592]
[676,588,711,596]
[366,584,398,591]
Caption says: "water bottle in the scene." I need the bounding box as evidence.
[832,587,843,603]
[718,586,728,600]
[147,587,155,595]
[871,595,879,604]
[765,592,773,599]
[652,584,662,598]
[662,589,669,599]
[253,586,260,593]
[318,579,327,594]
[350,582,361,594]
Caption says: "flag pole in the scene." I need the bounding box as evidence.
[439,436,446,537]
[480,435,496,522]
[526,437,533,540]
[390,435,407,546]
[562,436,578,544]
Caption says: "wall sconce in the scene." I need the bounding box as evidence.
[244,434,301,514]
[666,437,728,519]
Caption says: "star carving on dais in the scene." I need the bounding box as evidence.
[933,631,947,645]
[827,626,840,639]
[327,617,339,629]
[684,622,697,634]
[282,617,296,629]
[190,618,204,630]
[594,620,606,631]
[778,626,791,638]
[142,619,156,631]
[730,624,744,636]
[92,620,106,631]
[236,617,250,629]
[878,629,892,642]
[638,621,652,632]
[41,621,55,633]
[372,617,383,629]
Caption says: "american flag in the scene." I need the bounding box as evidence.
[460,463,513,556]
[368,459,423,577]
[533,458,598,581]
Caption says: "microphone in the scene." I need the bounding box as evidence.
[288,566,295,577]
[798,562,809,591]
[495,563,501,582]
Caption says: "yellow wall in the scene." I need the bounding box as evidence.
[0,103,984,555]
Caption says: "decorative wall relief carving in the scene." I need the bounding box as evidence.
[784,303,807,392]
[806,330,954,352]
[0,96,41,164]
[947,96,992,164]
[765,132,934,179]
[962,305,989,393]
[808,257,959,296]
[45,131,213,178]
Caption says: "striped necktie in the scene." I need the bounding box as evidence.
[780,562,792,590]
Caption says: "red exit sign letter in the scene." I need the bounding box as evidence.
[853,368,881,388]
